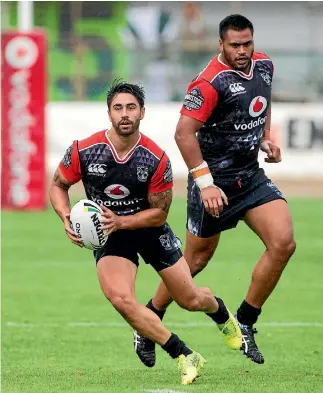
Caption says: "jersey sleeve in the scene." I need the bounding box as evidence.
[180,78,218,122]
[58,140,82,184]
[254,52,274,76]
[148,153,173,193]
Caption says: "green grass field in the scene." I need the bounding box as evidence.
[2,198,323,393]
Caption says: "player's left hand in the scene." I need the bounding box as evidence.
[100,205,122,235]
[260,139,282,163]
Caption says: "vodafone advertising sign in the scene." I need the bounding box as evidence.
[1,31,46,209]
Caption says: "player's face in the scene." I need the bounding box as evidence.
[109,93,145,136]
[219,28,254,72]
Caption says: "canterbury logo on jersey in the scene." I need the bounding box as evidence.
[229,83,245,93]
[87,164,107,175]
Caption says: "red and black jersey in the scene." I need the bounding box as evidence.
[59,130,173,215]
[180,52,274,180]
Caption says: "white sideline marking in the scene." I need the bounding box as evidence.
[6,321,323,328]
[144,390,188,393]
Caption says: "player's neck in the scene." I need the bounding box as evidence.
[107,128,141,159]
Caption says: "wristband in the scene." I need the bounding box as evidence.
[190,161,214,189]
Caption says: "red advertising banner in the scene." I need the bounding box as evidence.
[1,30,46,210]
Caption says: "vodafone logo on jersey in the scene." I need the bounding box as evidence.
[5,37,39,69]
[234,95,268,131]
[104,184,130,199]
[249,96,267,117]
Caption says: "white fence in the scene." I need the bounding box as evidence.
[47,102,323,179]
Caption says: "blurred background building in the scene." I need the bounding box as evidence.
[1,1,323,211]
[2,1,323,103]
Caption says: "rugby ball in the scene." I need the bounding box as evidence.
[70,199,108,250]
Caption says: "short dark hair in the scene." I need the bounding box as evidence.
[106,79,145,109]
[219,14,254,40]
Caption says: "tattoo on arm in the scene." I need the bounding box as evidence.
[52,169,72,191]
[148,189,173,213]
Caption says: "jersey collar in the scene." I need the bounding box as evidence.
[218,54,255,80]
[105,130,142,163]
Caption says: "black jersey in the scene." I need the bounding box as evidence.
[180,52,274,180]
[59,130,173,215]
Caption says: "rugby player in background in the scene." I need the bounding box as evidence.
[135,14,296,367]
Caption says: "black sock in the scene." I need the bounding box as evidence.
[162,333,193,359]
[237,300,261,326]
[146,299,166,321]
[206,297,229,324]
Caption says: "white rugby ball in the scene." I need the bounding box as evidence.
[70,199,108,250]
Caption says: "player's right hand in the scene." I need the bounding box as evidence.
[200,185,228,217]
[64,213,83,247]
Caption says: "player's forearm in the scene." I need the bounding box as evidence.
[119,208,167,230]
[175,129,204,170]
[49,184,71,222]
[263,105,271,140]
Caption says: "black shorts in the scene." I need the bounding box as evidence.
[94,223,183,272]
[187,168,286,238]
